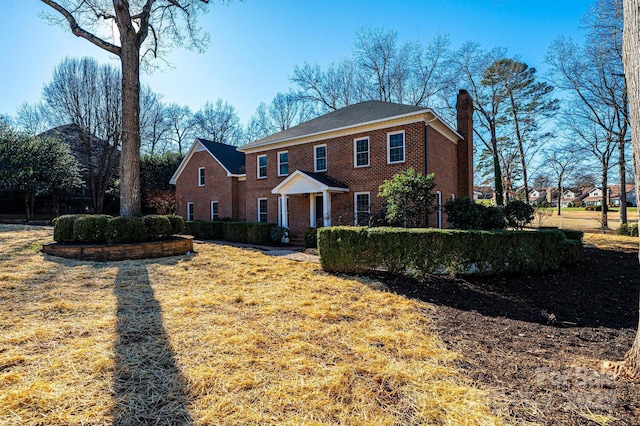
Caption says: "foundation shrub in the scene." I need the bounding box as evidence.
[318,226,580,276]
[185,220,224,240]
[223,222,249,243]
[143,215,173,240]
[53,214,86,243]
[305,227,319,248]
[105,216,148,244]
[246,222,276,244]
[73,215,111,243]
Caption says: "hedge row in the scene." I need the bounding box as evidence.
[318,227,582,276]
[53,214,185,244]
[185,220,277,244]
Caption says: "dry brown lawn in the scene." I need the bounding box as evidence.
[0,225,502,425]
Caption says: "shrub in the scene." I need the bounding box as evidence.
[73,215,111,243]
[223,222,249,243]
[53,214,85,243]
[166,215,185,235]
[444,197,506,230]
[143,215,173,240]
[594,205,603,211]
[631,224,639,237]
[304,227,318,248]
[185,221,224,240]
[270,226,288,243]
[560,229,584,244]
[504,200,535,229]
[585,206,594,211]
[106,216,148,243]
[246,222,275,244]
[318,226,580,276]
[618,223,630,236]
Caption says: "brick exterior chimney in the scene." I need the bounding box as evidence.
[456,89,474,198]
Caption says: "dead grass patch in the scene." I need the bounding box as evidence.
[0,224,502,425]
[583,232,639,252]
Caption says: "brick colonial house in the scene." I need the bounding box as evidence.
[172,90,474,240]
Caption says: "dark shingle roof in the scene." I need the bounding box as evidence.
[298,171,349,189]
[245,101,428,147]
[198,138,246,175]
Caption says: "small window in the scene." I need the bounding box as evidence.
[258,198,268,222]
[187,202,194,221]
[257,155,267,179]
[354,137,370,167]
[314,145,327,172]
[211,201,219,221]
[278,151,289,176]
[387,131,405,164]
[198,167,205,186]
[354,192,370,226]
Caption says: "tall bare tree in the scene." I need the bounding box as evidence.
[193,99,244,145]
[163,103,195,155]
[40,0,221,216]
[43,57,121,213]
[622,0,640,379]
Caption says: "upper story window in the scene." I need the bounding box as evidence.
[278,151,289,176]
[257,154,267,179]
[354,137,370,168]
[198,167,205,186]
[314,144,327,172]
[387,131,405,164]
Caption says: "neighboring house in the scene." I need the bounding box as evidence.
[172,91,474,241]
[170,138,246,221]
[528,188,547,205]
[609,184,637,207]
[580,187,611,206]
[473,186,494,202]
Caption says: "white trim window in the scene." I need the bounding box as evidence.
[198,167,205,186]
[314,144,327,172]
[278,151,289,176]
[354,137,370,168]
[258,198,268,222]
[257,154,267,179]
[436,191,443,229]
[187,202,194,221]
[354,192,371,226]
[211,201,219,221]
[387,131,405,164]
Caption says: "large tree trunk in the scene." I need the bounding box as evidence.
[619,134,628,224]
[119,39,142,217]
[601,166,609,229]
[622,0,640,378]
[491,129,504,206]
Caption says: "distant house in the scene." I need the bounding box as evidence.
[172,91,475,240]
[609,184,637,207]
[580,187,611,207]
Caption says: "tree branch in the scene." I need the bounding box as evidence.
[40,0,121,56]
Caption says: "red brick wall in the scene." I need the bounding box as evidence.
[175,150,241,221]
[244,121,461,237]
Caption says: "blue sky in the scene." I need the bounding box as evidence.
[0,0,589,124]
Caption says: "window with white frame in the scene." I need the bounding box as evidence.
[211,201,219,221]
[257,155,267,178]
[198,167,205,186]
[354,137,370,167]
[387,131,405,164]
[278,151,289,176]
[258,198,268,222]
[354,192,370,226]
[436,191,443,229]
[314,144,327,172]
[187,202,194,221]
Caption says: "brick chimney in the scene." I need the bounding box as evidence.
[456,89,474,198]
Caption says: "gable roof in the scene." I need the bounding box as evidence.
[169,138,245,185]
[271,170,350,195]
[239,101,461,152]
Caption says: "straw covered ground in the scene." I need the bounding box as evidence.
[0,224,502,425]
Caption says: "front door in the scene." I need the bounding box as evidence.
[315,195,323,227]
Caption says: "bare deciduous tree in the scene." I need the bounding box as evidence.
[40,0,222,216]
[193,99,244,145]
[163,103,195,155]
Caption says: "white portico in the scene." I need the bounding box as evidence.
[271,170,349,229]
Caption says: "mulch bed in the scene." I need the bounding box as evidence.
[375,246,640,425]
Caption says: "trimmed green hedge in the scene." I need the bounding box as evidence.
[185,221,277,244]
[52,214,184,244]
[318,226,581,276]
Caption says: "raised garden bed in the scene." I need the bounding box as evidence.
[42,236,193,262]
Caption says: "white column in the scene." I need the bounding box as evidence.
[309,193,316,228]
[323,190,331,227]
[281,195,289,229]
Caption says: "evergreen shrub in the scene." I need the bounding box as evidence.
[504,200,535,229]
[143,215,173,239]
[53,214,85,243]
[223,222,249,243]
[105,217,148,244]
[166,215,185,235]
[246,222,275,244]
[304,227,318,248]
[73,215,111,243]
[318,226,580,276]
[185,221,224,240]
